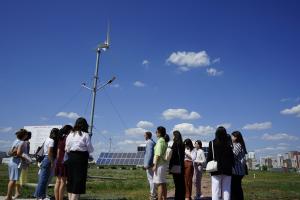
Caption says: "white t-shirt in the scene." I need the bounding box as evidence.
[43,137,54,156]
[65,131,94,153]
[195,148,206,164]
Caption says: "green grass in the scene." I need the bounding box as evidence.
[0,164,174,200]
[1,164,300,199]
[243,171,300,200]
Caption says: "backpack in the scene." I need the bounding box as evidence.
[35,142,45,162]
[164,146,173,162]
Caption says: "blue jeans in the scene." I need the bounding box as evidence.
[34,156,51,198]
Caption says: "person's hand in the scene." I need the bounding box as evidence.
[152,164,157,172]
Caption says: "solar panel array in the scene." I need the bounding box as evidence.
[96,152,145,166]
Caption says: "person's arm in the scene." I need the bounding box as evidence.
[16,142,24,157]
[48,147,54,167]
[199,150,206,165]
[207,141,213,162]
[86,134,94,153]
[191,149,197,161]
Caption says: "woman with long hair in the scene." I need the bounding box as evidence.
[54,125,73,200]
[193,140,206,200]
[231,131,247,200]
[34,128,60,200]
[65,117,93,200]
[207,126,234,200]
[183,138,196,200]
[169,130,185,200]
[152,126,168,200]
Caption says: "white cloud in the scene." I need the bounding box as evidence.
[56,112,80,120]
[212,58,221,63]
[125,127,148,136]
[255,146,288,153]
[206,68,223,76]
[111,84,120,88]
[166,51,210,71]
[173,123,215,136]
[280,104,300,117]
[216,123,231,129]
[133,81,146,87]
[262,133,298,141]
[142,60,149,65]
[136,121,154,129]
[242,122,272,130]
[162,109,201,120]
[118,140,145,146]
[0,127,13,133]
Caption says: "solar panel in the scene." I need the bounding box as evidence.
[97,152,145,166]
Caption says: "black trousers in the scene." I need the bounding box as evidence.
[231,175,244,200]
[173,173,185,200]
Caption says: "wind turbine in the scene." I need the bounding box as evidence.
[82,23,115,137]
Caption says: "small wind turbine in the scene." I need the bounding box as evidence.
[82,23,115,137]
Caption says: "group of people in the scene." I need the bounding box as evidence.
[143,126,247,200]
[5,119,247,200]
[5,117,94,200]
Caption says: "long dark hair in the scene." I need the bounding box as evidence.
[73,117,89,136]
[184,138,194,150]
[173,130,183,146]
[59,125,73,140]
[157,126,166,138]
[215,126,229,146]
[232,131,247,154]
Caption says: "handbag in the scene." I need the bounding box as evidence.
[206,141,218,173]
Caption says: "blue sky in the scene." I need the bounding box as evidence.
[1,1,300,158]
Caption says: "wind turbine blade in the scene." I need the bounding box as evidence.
[106,21,110,46]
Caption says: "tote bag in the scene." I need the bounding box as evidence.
[206,141,218,173]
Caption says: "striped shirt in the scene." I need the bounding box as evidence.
[232,143,246,175]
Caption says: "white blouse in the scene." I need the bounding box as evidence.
[194,148,206,165]
[65,131,94,153]
[184,148,197,161]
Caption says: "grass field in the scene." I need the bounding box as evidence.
[0,164,300,199]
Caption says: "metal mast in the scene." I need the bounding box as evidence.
[82,24,114,137]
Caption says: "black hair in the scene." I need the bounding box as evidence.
[59,125,73,139]
[232,131,247,154]
[215,126,229,146]
[195,140,202,148]
[145,131,152,139]
[73,117,89,136]
[156,126,166,138]
[25,132,32,141]
[164,134,170,143]
[184,138,194,150]
[49,128,60,140]
[173,130,183,145]
[15,129,28,140]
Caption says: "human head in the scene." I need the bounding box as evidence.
[195,140,202,149]
[59,125,73,139]
[164,134,170,143]
[73,117,89,133]
[173,130,183,144]
[15,129,28,140]
[25,131,32,141]
[49,128,60,140]
[144,131,152,140]
[156,126,166,138]
[184,138,194,150]
[215,126,228,143]
[231,131,247,153]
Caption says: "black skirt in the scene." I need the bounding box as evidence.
[66,151,89,194]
